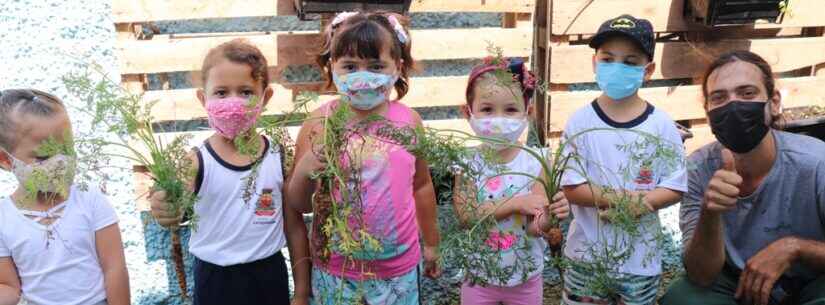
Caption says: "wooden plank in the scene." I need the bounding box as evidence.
[685,124,715,154]
[141,76,470,122]
[113,0,533,23]
[550,0,825,36]
[549,76,825,132]
[548,37,825,84]
[117,27,532,75]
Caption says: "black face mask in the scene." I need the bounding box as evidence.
[708,101,770,154]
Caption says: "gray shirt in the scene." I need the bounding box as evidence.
[680,131,825,281]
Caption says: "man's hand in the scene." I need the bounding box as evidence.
[735,237,799,305]
[704,149,742,213]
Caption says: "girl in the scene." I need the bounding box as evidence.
[148,39,311,305]
[286,11,440,305]
[0,89,130,305]
[453,59,570,305]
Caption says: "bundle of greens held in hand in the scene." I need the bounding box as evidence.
[62,66,199,229]
[562,130,684,299]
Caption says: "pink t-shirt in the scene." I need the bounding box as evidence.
[314,100,421,280]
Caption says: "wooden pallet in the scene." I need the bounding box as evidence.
[114,0,535,209]
[532,0,825,152]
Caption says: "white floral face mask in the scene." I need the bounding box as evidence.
[469,116,528,149]
[3,151,76,196]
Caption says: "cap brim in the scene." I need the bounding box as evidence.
[588,31,651,58]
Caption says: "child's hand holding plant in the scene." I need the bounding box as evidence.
[598,190,654,222]
[149,190,183,228]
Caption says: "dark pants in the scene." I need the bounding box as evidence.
[660,264,825,305]
[193,251,290,305]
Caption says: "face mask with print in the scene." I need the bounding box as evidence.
[333,71,397,111]
[595,62,646,101]
[205,96,262,139]
[5,152,77,196]
[469,116,528,150]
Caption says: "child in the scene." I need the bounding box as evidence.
[453,59,570,305]
[286,11,439,305]
[148,39,311,305]
[560,15,687,305]
[0,89,130,305]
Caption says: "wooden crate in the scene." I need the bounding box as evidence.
[113,0,536,210]
[532,0,825,152]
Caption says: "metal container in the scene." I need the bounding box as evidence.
[685,0,787,26]
[294,0,412,20]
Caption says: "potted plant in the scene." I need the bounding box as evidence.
[783,105,825,142]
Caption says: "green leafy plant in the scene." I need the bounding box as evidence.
[62,65,197,298]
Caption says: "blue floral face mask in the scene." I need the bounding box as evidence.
[595,62,647,101]
[333,71,397,111]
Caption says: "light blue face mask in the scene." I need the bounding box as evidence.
[595,62,646,101]
[333,71,397,111]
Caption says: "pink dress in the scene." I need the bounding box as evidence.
[314,100,421,280]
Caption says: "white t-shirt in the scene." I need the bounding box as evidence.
[188,136,287,266]
[560,101,687,276]
[0,186,118,305]
[465,147,547,287]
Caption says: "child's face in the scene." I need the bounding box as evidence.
[197,59,273,106]
[0,111,72,169]
[331,43,400,77]
[465,76,528,119]
[593,37,655,79]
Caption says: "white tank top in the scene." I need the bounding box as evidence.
[188,136,286,266]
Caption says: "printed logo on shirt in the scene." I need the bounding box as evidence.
[253,188,277,224]
[634,164,655,191]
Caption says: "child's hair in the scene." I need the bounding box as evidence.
[465,58,537,107]
[317,11,415,99]
[701,50,783,129]
[201,38,270,91]
[0,89,66,152]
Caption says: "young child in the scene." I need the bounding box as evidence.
[560,15,687,305]
[148,39,311,305]
[0,89,130,305]
[454,59,570,305]
[286,11,440,305]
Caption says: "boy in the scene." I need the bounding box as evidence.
[560,15,687,305]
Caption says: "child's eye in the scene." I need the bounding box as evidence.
[242,90,254,97]
[480,107,493,112]
[624,60,639,66]
[600,58,614,63]
[343,64,356,71]
[370,64,384,71]
[214,90,226,97]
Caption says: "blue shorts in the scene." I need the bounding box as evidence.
[311,266,420,305]
[562,263,661,305]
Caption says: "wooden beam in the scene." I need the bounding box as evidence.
[112,0,534,23]
[550,0,825,36]
[139,76,471,122]
[548,37,825,84]
[116,27,533,75]
[685,124,715,154]
[549,76,825,132]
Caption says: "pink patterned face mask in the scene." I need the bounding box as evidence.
[205,96,263,139]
